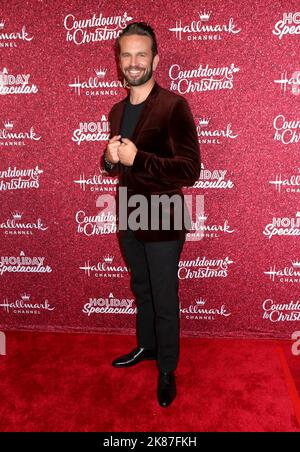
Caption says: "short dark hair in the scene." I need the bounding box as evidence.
[116,22,158,56]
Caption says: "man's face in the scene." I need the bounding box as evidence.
[119,34,159,87]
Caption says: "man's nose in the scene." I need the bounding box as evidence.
[130,56,138,67]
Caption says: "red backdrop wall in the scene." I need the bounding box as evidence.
[1,0,300,339]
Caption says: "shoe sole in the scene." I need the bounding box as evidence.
[112,356,157,367]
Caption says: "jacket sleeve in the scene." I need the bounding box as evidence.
[131,97,200,187]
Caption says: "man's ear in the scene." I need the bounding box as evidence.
[153,54,160,71]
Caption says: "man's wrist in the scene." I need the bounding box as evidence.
[104,153,115,168]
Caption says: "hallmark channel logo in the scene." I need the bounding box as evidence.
[187,211,234,240]
[69,67,125,96]
[196,116,238,144]
[75,209,117,236]
[0,120,41,148]
[263,212,300,239]
[272,12,300,40]
[269,170,300,193]
[0,211,48,236]
[273,114,300,144]
[169,63,240,94]
[0,251,52,275]
[74,168,118,193]
[0,293,55,315]
[0,67,38,95]
[0,165,43,192]
[64,11,132,45]
[169,10,241,41]
[79,255,128,278]
[262,298,300,322]
[178,256,234,280]
[264,260,300,284]
[194,163,234,190]
[180,297,231,320]
[72,116,109,144]
[0,19,33,47]
[274,69,300,96]
[82,292,136,316]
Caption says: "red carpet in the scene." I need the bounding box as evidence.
[0,331,299,432]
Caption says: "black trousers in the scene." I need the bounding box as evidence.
[118,229,185,373]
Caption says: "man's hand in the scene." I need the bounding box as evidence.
[105,135,121,163]
[118,138,138,166]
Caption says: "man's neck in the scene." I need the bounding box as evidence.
[129,78,155,105]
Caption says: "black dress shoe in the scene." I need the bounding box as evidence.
[112,347,157,368]
[157,371,176,407]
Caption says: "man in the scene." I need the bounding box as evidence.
[102,22,200,407]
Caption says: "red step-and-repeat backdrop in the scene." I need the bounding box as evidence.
[1,0,299,339]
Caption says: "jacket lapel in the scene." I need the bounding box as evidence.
[130,82,160,143]
[112,82,160,140]
[110,98,127,137]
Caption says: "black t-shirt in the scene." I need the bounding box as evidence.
[104,99,146,173]
[120,99,146,139]
[119,99,146,178]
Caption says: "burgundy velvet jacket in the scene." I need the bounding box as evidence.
[102,82,201,241]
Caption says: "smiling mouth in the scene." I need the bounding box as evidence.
[127,69,144,76]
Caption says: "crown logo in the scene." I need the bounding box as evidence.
[0,20,5,29]
[199,10,212,21]
[197,214,207,221]
[95,68,107,77]
[21,293,30,301]
[12,211,22,219]
[230,63,240,73]
[198,117,210,127]
[292,260,300,268]
[123,12,133,22]
[4,120,13,129]
[196,297,206,305]
[103,255,113,263]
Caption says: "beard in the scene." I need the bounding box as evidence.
[123,62,154,87]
